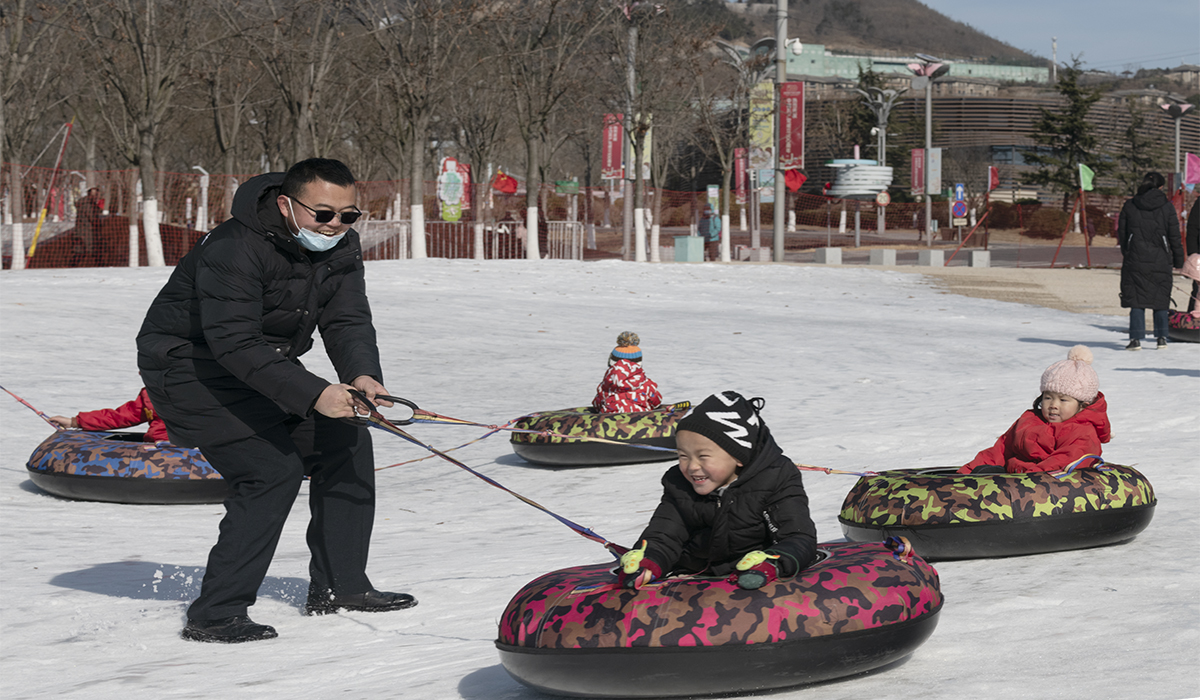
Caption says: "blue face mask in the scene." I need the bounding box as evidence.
[288,199,346,252]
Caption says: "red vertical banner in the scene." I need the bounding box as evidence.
[735,148,747,205]
[911,149,925,196]
[779,82,805,170]
[602,114,624,180]
[987,165,999,192]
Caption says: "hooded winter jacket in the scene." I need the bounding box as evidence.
[960,392,1112,474]
[1118,188,1184,309]
[634,429,817,578]
[592,359,662,413]
[136,172,381,448]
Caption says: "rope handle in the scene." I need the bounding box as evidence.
[347,390,420,425]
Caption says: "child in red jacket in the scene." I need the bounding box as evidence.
[50,388,169,443]
[959,345,1111,474]
[592,331,663,413]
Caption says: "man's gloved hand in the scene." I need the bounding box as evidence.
[729,550,781,590]
[617,540,662,589]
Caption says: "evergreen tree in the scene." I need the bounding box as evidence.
[1115,98,1165,195]
[1022,60,1103,209]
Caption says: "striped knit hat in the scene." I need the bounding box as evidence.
[610,331,643,361]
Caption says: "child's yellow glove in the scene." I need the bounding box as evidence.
[621,540,648,574]
[731,550,781,590]
[618,540,661,589]
[735,550,780,571]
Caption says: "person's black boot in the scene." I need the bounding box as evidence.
[305,583,418,616]
[181,615,278,643]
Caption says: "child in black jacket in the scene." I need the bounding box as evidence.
[620,391,818,590]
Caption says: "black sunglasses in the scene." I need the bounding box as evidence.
[290,196,363,225]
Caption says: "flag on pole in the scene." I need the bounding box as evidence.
[1186,153,1200,185]
[987,165,999,192]
[1079,163,1095,191]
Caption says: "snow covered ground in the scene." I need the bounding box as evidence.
[1,260,1197,700]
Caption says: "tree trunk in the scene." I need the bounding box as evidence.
[139,133,166,267]
[408,113,428,259]
[524,132,540,259]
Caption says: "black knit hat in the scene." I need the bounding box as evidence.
[676,391,766,465]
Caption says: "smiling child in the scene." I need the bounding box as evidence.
[958,345,1111,474]
[619,391,817,590]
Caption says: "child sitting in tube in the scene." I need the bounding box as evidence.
[50,387,169,443]
[591,331,663,413]
[619,391,818,590]
[958,346,1111,474]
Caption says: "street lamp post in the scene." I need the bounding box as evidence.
[852,86,904,234]
[1162,102,1194,182]
[773,0,787,262]
[908,55,949,247]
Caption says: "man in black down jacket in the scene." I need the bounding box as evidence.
[137,158,414,643]
[1117,172,1184,350]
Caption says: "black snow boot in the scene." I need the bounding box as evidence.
[181,615,278,643]
[305,583,418,616]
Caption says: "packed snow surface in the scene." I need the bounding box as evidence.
[1,260,1197,700]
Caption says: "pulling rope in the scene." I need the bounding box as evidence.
[348,391,626,556]
[406,402,690,454]
[0,384,63,429]
[1052,454,1110,478]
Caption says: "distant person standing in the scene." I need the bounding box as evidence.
[1187,196,1199,313]
[700,205,720,261]
[1117,172,1184,350]
[74,187,104,265]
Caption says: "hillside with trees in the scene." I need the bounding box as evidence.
[727,0,1043,64]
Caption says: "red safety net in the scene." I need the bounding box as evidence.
[3,163,1184,269]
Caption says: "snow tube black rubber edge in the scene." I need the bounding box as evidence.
[496,602,941,699]
[839,501,1156,561]
[27,469,229,505]
[1167,326,1199,343]
[511,436,677,467]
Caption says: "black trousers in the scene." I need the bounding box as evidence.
[187,415,376,621]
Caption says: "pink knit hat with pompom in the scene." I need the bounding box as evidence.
[1040,345,1099,403]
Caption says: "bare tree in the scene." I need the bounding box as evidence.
[2,0,75,269]
[606,3,715,260]
[687,42,766,262]
[222,0,350,166]
[487,0,614,259]
[350,0,486,258]
[72,0,225,266]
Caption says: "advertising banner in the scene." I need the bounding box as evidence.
[748,82,774,170]
[437,157,470,222]
[602,114,624,180]
[779,82,805,169]
[911,149,924,196]
[735,148,747,205]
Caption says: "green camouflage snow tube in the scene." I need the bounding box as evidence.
[838,464,1155,560]
[26,430,228,505]
[509,403,689,467]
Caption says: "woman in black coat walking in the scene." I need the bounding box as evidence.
[1117,172,1185,349]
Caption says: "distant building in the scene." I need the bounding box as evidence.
[784,42,1049,85]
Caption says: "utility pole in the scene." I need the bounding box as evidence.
[772,0,787,262]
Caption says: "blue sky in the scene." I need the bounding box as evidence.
[917,0,1199,73]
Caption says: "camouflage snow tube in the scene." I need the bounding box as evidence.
[496,540,942,698]
[1168,310,1199,343]
[26,430,227,505]
[838,465,1155,560]
[509,403,689,467]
